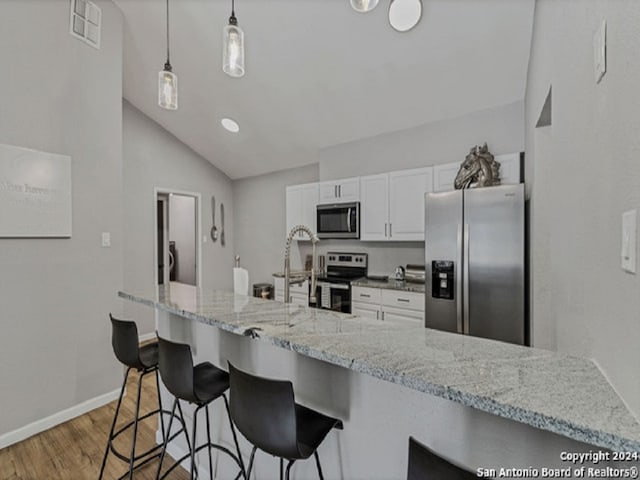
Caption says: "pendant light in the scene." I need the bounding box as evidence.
[223,0,245,78]
[158,0,177,110]
[350,0,379,13]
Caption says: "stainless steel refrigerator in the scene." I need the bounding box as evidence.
[425,184,526,345]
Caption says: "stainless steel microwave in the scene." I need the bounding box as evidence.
[316,202,360,239]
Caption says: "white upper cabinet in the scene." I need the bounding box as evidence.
[360,167,433,241]
[494,153,522,185]
[318,177,360,204]
[434,153,522,192]
[360,174,389,241]
[389,167,433,241]
[285,182,319,239]
[433,162,460,192]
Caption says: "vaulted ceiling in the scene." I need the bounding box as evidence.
[114,0,535,179]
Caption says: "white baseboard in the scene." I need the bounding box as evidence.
[0,388,120,450]
[139,332,156,343]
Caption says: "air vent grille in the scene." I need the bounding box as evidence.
[69,0,101,49]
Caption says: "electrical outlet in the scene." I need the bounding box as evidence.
[101,232,111,248]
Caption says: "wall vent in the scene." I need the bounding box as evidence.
[69,0,101,49]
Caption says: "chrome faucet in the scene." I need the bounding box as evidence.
[284,225,319,305]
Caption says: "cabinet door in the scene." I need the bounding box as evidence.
[382,306,424,324]
[286,186,302,238]
[337,177,360,202]
[352,302,381,320]
[352,286,382,305]
[495,153,522,185]
[381,289,424,312]
[360,174,389,241]
[389,167,433,241]
[433,162,460,192]
[301,183,319,234]
[318,181,339,203]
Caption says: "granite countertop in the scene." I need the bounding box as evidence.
[119,284,640,452]
[351,277,426,294]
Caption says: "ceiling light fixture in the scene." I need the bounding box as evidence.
[223,0,245,78]
[158,0,177,110]
[221,118,240,133]
[388,0,423,32]
[350,0,379,13]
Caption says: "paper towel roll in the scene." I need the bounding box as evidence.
[233,267,249,295]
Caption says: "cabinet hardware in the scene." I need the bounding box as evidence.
[360,293,371,298]
[385,223,388,237]
[334,185,337,197]
[338,185,341,197]
[376,310,379,320]
[381,311,385,321]
[397,298,410,303]
[390,223,392,237]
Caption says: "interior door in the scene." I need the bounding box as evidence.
[464,184,525,344]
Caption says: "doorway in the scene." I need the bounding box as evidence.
[155,189,201,288]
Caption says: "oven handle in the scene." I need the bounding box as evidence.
[321,282,350,290]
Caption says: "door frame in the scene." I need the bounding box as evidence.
[153,187,203,292]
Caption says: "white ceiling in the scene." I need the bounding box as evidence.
[114,0,535,179]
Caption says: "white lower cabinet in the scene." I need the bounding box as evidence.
[352,286,424,324]
[274,276,309,305]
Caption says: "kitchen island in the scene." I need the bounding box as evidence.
[120,284,640,479]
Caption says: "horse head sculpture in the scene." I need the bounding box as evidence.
[454,143,501,189]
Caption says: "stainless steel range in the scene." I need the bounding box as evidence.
[315,252,368,313]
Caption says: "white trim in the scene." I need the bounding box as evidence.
[153,187,203,331]
[139,332,156,343]
[0,388,120,449]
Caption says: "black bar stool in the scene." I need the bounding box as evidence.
[228,363,343,480]
[99,314,170,480]
[155,337,245,480]
[407,437,476,479]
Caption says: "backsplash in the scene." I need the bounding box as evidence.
[296,240,425,277]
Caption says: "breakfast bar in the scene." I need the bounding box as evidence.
[120,284,640,479]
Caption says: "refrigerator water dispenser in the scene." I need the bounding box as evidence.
[431,261,454,300]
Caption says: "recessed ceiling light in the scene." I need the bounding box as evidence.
[221,118,240,133]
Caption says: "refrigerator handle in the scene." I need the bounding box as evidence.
[463,223,470,334]
[456,223,463,333]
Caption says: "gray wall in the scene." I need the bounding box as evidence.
[319,100,525,180]
[0,0,123,435]
[232,164,319,284]
[122,101,235,334]
[526,0,640,417]
[169,195,196,286]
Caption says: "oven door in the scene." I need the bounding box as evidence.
[316,202,359,239]
[317,282,351,313]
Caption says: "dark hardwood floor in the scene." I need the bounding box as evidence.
[0,370,189,480]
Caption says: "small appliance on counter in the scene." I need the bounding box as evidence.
[404,264,425,284]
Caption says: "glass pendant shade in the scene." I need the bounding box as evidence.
[350,0,379,13]
[158,68,178,110]
[223,24,245,78]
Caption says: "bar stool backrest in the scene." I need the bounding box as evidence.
[157,337,197,403]
[407,437,476,480]
[228,363,299,459]
[110,314,143,370]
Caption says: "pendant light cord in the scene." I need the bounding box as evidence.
[165,0,171,65]
[231,0,235,17]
